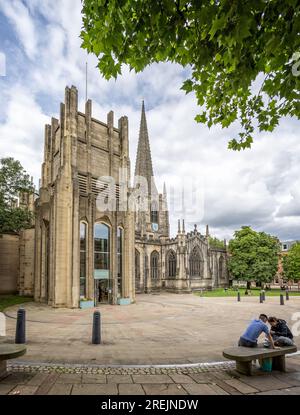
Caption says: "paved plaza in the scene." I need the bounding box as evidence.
[2,293,300,365]
[1,293,300,395]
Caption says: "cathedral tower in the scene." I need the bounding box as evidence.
[134,101,169,239]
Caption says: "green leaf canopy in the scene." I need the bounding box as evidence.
[81,0,300,150]
[228,226,280,283]
[0,157,34,233]
[283,242,300,281]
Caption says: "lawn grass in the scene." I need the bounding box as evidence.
[0,295,33,312]
[194,288,300,297]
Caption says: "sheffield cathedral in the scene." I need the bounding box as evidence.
[2,86,229,307]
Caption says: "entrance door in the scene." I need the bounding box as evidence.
[95,279,109,304]
[94,222,111,305]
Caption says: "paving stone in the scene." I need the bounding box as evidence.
[1,373,34,384]
[272,372,300,387]
[26,373,49,386]
[132,375,173,384]
[118,384,145,395]
[47,383,73,395]
[57,373,82,384]
[208,384,229,395]
[239,375,291,392]
[35,373,60,395]
[210,371,234,381]
[107,375,133,384]
[225,379,259,394]
[142,383,188,395]
[209,379,242,395]
[169,374,195,384]
[182,383,221,395]
[0,384,15,395]
[188,373,218,384]
[71,384,118,395]
[82,374,107,384]
[254,389,290,395]
[286,359,300,371]
[280,387,300,395]
[9,385,39,395]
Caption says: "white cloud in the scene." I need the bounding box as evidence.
[0,0,37,59]
[0,86,48,187]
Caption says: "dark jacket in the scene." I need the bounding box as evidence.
[272,319,293,339]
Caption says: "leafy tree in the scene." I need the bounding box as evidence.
[81,0,300,150]
[283,242,300,281]
[209,236,224,249]
[0,158,34,233]
[228,226,280,287]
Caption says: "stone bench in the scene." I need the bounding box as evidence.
[223,344,297,376]
[0,344,26,379]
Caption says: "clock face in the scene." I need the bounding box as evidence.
[152,223,158,232]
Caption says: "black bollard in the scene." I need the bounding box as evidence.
[286,290,289,301]
[260,293,263,303]
[237,292,241,302]
[92,311,101,344]
[15,308,26,344]
[262,291,266,301]
[280,294,284,305]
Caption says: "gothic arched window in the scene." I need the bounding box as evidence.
[80,222,87,297]
[189,246,204,278]
[150,201,158,224]
[167,250,176,278]
[150,251,159,279]
[219,256,225,279]
[94,223,110,275]
[117,227,123,296]
[135,249,140,286]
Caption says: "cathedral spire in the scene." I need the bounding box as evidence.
[134,101,157,195]
[206,224,210,238]
[178,219,181,233]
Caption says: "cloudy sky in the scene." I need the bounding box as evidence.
[0,0,299,242]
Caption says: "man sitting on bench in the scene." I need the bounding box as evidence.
[267,316,294,347]
[238,313,275,349]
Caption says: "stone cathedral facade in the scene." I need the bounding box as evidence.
[34,86,135,308]
[9,85,229,308]
[133,103,229,294]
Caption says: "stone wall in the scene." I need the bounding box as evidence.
[0,233,20,294]
[19,228,35,296]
